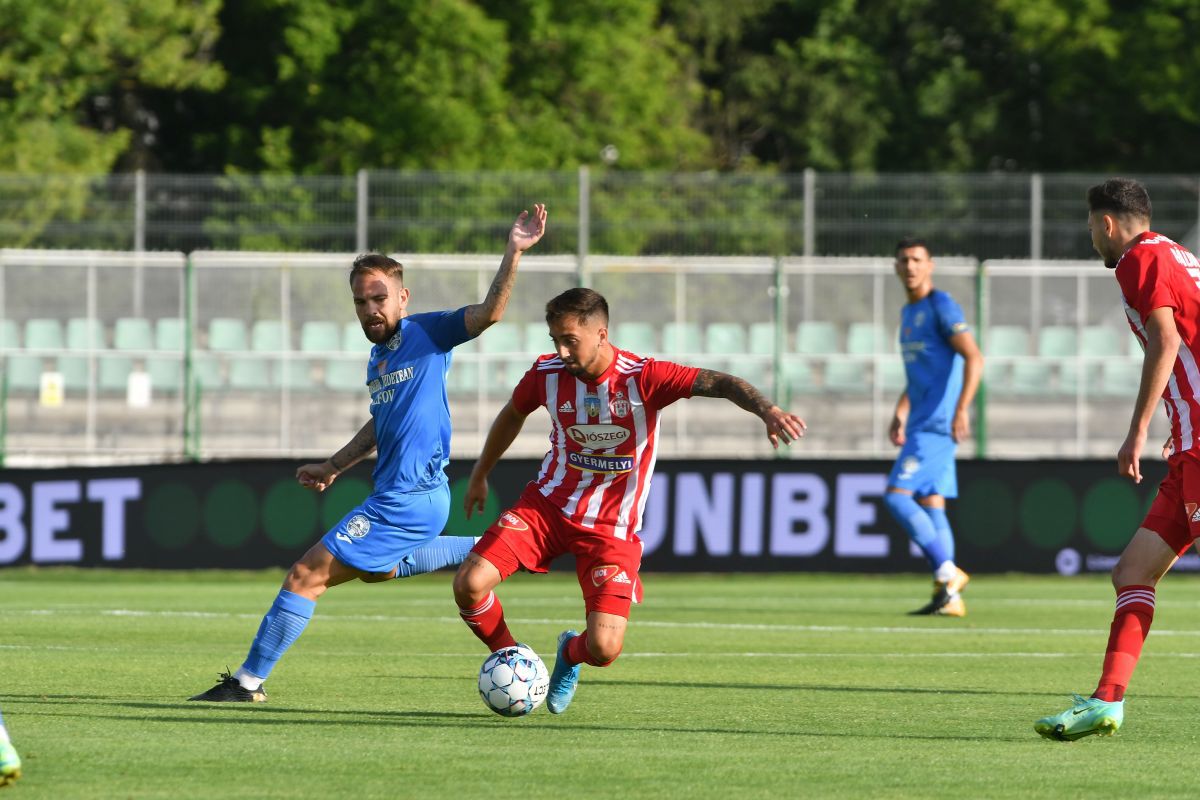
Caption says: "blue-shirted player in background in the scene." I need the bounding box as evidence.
[885,237,983,617]
[190,204,547,702]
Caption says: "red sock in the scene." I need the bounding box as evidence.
[1093,584,1156,702]
[458,592,517,651]
[565,632,618,668]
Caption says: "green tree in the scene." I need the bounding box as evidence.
[0,0,225,174]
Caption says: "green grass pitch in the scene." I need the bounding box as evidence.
[4,568,1200,798]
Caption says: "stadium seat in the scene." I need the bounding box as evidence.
[1080,325,1126,359]
[1098,358,1141,398]
[662,321,702,356]
[795,321,840,355]
[880,359,907,393]
[25,318,65,351]
[783,358,818,395]
[473,322,523,394]
[300,320,340,353]
[748,322,776,355]
[147,356,183,395]
[0,319,17,350]
[100,319,153,394]
[251,320,290,352]
[6,355,42,394]
[985,325,1032,396]
[1038,326,1078,396]
[113,318,153,351]
[208,318,248,351]
[523,321,551,356]
[611,322,657,354]
[823,359,871,394]
[845,322,884,355]
[446,337,481,396]
[705,322,748,355]
[1038,325,1078,358]
[156,318,186,352]
[59,318,107,393]
[325,356,368,393]
[478,321,522,353]
[342,321,367,352]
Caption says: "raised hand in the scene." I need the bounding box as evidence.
[509,203,547,252]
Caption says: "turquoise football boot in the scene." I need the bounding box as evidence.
[0,739,21,787]
[546,630,581,715]
[1035,694,1124,741]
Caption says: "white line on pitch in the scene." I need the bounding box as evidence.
[13,606,1200,638]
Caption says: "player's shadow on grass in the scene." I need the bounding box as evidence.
[26,707,1033,742]
[591,680,1081,699]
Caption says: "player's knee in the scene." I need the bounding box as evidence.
[587,633,623,666]
[452,565,488,606]
[1111,557,1160,590]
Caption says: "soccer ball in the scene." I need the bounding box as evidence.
[478,644,550,717]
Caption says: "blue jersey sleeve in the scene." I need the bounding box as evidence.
[423,307,472,352]
[931,291,969,341]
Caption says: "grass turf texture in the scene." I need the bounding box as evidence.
[3,569,1200,798]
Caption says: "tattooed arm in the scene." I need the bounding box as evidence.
[463,203,548,337]
[690,368,807,449]
[296,419,378,492]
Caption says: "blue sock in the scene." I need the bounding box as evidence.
[884,492,951,573]
[924,506,956,566]
[241,589,316,680]
[394,536,478,578]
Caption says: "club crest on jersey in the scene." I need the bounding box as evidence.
[913,311,926,327]
[584,394,601,418]
[498,511,529,532]
[386,329,402,350]
[612,391,629,418]
[591,564,631,587]
[344,514,370,539]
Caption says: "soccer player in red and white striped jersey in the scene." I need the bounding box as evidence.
[1037,178,1200,740]
[453,287,806,714]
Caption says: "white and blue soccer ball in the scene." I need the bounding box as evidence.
[478,644,549,717]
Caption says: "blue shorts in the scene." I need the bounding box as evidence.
[321,483,451,574]
[888,430,958,499]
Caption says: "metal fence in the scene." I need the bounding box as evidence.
[1,170,1197,259]
[0,248,1165,465]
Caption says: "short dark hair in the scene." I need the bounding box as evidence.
[349,253,404,285]
[895,237,932,258]
[1087,178,1152,222]
[545,287,609,326]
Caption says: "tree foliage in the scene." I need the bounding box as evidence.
[1,0,1198,175]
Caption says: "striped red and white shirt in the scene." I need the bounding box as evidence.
[1115,231,1200,454]
[511,346,699,538]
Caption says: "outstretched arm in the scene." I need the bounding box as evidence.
[463,204,548,338]
[464,401,532,517]
[296,419,377,492]
[690,368,807,449]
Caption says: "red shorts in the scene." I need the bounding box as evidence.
[1143,449,1200,556]
[473,487,644,617]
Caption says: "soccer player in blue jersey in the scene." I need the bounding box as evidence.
[0,708,20,787]
[885,237,983,617]
[189,203,547,702]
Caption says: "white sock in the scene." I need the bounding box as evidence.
[233,667,264,691]
[934,561,958,585]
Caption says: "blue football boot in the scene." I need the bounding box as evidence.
[546,630,582,715]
